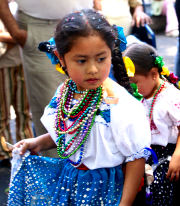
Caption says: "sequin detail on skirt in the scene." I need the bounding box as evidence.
[8,154,124,205]
[146,144,180,206]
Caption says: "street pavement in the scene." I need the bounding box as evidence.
[0,33,178,205]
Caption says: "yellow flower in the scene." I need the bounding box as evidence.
[161,66,170,76]
[56,64,65,74]
[123,56,135,77]
[178,81,180,89]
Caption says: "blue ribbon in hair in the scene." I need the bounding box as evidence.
[116,26,127,52]
[38,37,59,65]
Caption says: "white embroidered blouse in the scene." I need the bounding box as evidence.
[142,82,180,146]
[41,80,151,169]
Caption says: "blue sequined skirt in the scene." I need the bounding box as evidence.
[8,154,124,206]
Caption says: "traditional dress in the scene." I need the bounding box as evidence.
[8,79,151,206]
[142,82,180,206]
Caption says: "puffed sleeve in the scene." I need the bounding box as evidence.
[111,88,151,162]
[167,88,180,126]
[40,84,63,143]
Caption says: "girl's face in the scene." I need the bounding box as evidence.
[130,70,160,99]
[60,34,112,91]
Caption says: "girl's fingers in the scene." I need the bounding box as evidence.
[19,141,30,155]
[166,169,170,179]
[170,172,176,181]
[14,140,25,148]
[167,169,180,181]
[13,140,31,155]
[175,171,179,181]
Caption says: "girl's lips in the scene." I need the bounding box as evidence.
[86,79,99,84]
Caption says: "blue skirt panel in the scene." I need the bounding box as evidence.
[8,155,124,206]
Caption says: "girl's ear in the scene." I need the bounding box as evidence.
[150,67,159,80]
[54,50,65,67]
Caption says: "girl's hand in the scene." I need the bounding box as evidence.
[13,138,41,155]
[167,152,180,181]
[13,133,56,155]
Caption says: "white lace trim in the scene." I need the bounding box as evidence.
[125,148,151,163]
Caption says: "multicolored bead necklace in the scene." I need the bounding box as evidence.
[55,79,103,166]
[149,80,165,123]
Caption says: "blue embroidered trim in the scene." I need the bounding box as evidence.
[49,97,58,108]
[97,109,110,123]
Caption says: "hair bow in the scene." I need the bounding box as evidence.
[130,83,143,101]
[169,72,179,84]
[123,56,135,77]
[161,66,170,76]
[38,37,65,74]
[154,56,164,70]
[116,26,127,52]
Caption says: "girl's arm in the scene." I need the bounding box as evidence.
[13,133,57,155]
[119,158,145,206]
[167,126,180,181]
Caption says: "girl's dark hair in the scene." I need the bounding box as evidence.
[124,43,179,86]
[124,43,158,76]
[54,9,133,94]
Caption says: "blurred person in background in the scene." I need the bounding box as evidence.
[174,0,180,80]
[95,0,152,36]
[152,0,179,37]
[0,1,33,166]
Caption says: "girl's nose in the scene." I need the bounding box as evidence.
[87,64,98,74]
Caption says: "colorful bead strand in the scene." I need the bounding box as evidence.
[149,81,165,125]
[55,79,103,166]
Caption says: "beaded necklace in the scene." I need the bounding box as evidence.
[149,81,165,124]
[55,79,103,166]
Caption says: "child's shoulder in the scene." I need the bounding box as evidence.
[104,78,141,103]
[48,83,64,108]
[103,78,145,114]
[161,82,180,102]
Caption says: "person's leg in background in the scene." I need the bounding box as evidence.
[0,67,12,161]
[11,64,33,142]
[0,64,33,163]
[16,12,67,157]
[174,0,180,79]
[162,0,179,37]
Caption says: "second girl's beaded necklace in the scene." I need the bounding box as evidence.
[55,79,103,166]
[149,81,165,123]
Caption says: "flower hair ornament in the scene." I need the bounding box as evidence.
[151,54,179,85]
[38,37,65,74]
[122,56,143,100]
[123,56,135,77]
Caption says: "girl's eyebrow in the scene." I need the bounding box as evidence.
[96,51,107,56]
[74,51,107,58]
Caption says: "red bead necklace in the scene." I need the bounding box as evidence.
[149,81,165,123]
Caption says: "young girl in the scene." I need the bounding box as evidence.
[8,10,151,206]
[124,43,180,206]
